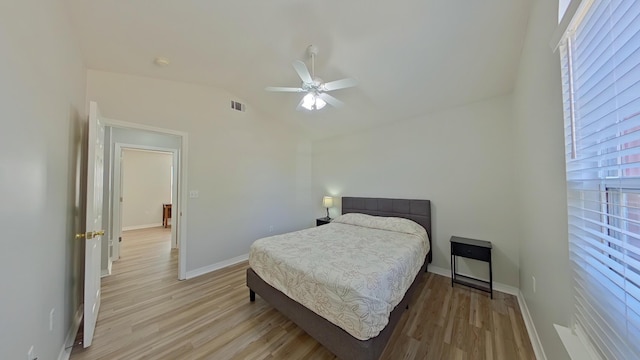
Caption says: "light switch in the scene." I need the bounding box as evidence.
[189,190,199,198]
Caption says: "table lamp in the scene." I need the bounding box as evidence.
[322,196,334,219]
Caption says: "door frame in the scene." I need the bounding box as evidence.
[102,117,188,280]
[113,144,179,258]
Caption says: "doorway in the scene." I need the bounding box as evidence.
[102,119,188,280]
[112,146,177,262]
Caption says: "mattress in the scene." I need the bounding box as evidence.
[248,213,429,340]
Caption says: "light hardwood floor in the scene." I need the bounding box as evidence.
[70,227,535,360]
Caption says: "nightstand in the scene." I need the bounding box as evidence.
[450,236,493,298]
[316,217,332,226]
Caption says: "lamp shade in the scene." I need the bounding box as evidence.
[322,196,334,208]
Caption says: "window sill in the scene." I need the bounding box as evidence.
[554,324,600,360]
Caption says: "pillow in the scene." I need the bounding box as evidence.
[332,213,427,238]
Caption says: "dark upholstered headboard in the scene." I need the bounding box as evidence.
[341,197,432,263]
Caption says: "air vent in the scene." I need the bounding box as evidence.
[230,100,246,112]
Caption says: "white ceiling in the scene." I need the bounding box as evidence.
[65,0,532,140]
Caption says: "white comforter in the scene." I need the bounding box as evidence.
[249,213,429,340]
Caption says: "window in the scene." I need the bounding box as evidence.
[606,186,640,270]
[558,0,640,358]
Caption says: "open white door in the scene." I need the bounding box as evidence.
[82,101,105,348]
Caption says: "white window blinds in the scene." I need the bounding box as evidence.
[559,0,640,358]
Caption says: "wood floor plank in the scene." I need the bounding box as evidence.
[486,329,495,359]
[71,227,536,360]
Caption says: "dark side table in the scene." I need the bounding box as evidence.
[450,236,493,298]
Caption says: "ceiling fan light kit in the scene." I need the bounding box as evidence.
[266,45,357,111]
[302,92,326,110]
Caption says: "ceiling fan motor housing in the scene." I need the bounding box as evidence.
[302,77,323,91]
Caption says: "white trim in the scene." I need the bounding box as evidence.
[57,306,82,360]
[555,324,599,360]
[111,141,122,261]
[105,117,187,137]
[178,134,188,279]
[494,282,520,297]
[427,265,519,296]
[185,254,249,279]
[122,223,164,231]
[549,0,594,51]
[100,259,112,278]
[105,125,115,269]
[427,264,451,278]
[519,291,548,360]
[101,116,189,280]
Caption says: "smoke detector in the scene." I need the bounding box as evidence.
[154,57,170,67]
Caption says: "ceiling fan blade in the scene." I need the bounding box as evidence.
[318,93,344,108]
[322,78,358,91]
[292,60,313,84]
[265,86,304,92]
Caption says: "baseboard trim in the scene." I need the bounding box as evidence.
[185,254,249,279]
[57,305,82,360]
[427,265,519,296]
[494,282,520,296]
[122,223,163,231]
[520,291,547,360]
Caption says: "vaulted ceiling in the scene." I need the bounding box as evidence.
[65,0,532,139]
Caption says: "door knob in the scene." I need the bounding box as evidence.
[75,230,105,240]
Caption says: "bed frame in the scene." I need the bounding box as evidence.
[246,197,432,360]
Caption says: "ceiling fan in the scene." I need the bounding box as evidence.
[266,45,357,111]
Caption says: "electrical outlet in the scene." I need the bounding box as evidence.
[532,276,537,293]
[269,225,274,233]
[49,308,55,332]
[189,190,199,198]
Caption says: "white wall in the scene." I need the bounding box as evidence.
[86,70,314,272]
[0,0,87,359]
[312,94,521,288]
[122,149,172,229]
[513,0,572,358]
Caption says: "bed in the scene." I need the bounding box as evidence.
[246,197,432,360]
